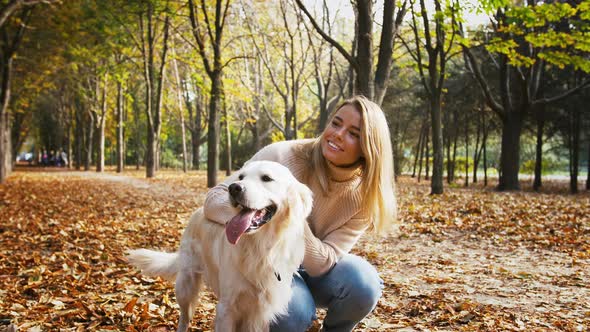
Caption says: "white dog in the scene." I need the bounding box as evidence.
[127,161,313,332]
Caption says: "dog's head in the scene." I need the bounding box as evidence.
[225,160,313,245]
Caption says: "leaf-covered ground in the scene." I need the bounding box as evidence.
[1,167,589,331]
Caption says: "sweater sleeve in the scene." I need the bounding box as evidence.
[202,142,286,224]
[302,213,370,276]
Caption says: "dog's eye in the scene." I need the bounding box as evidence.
[238,174,244,180]
[261,175,273,182]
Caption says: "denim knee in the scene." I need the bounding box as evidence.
[333,255,382,319]
[306,254,382,331]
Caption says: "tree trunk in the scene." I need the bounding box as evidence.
[0,52,13,183]
[84,112,94,171]
[533,105,545,191]
[0,112,11,183]
[224,102,231,176]
[354,0,374,99]
[418,125,426,182]
[74,100,83,170]
[586,139,589,191]
[570,107,580,194]
[412,123,424,178]
[171,48,188,173]
[464,114,469,188]
[445,110,452,184]
[207,72,222,187]
[425,127,430,180]
[116,81,124,173]
[483,116,488,187]
[498,111,524,190]
[188,86,203,170]
[451,126,458,183]
[146,123,156,178]
[473,111,482,183]
[96,74,108,173]
[96,115,105,172]
[430,95,443,193]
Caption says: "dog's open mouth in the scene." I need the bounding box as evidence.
[225,205,277,245]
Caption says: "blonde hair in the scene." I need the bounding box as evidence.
[300,95,397,233]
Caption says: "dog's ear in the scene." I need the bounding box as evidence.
[290,181,313,220]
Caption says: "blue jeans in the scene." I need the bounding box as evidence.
[270,254,383,332]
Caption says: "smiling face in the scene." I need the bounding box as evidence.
[321,104,363,167]
[225,160,313,245]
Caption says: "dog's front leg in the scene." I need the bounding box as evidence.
[214,302,236,332]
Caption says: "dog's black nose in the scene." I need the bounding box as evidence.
[229,183,245,198]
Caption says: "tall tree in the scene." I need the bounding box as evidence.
[244,0,313,140]
[295,0,407,104]
[402,0,460,194]
[0,6,31,183]
[188,0,232,187]
[130,0,170,178]
[461,0,590,190]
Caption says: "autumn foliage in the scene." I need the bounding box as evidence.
[0,168,589,331]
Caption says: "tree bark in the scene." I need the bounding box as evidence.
[116,80,124,173]
[586,139,589,191]
[570,106,580,194]
[533,104,545,191]
[96,73,108,173]
[483,113,488,187]
[84,111,94,171]
[425,127,430,180]
[172,47,187,173]
[224,101,231,176]
[473,110,482,183]
[74,97,84,170]
[498,111,524,190]
[207,73,222,187]
[430,93,443,192]
[0,112,10,182]
[412,123,424,178]
[464,113,469,187]
[418,125,426,182]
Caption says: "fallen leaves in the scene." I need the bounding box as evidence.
[0,169,589,331]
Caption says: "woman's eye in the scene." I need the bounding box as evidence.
[261,175,273,182]
[349,131,360,138]
[331,120,341,127]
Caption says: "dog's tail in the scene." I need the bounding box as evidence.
[126,249,179,282]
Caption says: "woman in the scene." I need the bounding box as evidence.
[204,95,397,331]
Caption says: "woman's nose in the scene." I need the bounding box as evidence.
[334,127,346,139]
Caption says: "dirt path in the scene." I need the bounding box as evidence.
[1,169,588,331]
[360,232,589,330]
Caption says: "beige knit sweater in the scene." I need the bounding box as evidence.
[203,139,370,276]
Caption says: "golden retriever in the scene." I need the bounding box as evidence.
[127,160,313,332]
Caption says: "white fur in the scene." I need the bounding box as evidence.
[127,161,313,332]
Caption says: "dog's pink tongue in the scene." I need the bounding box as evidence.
[226,209,256,245]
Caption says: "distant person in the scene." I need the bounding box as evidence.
[49,150,55,166]
[59,149,68,167]
[41,150,48,166]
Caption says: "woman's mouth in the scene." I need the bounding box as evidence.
[327,140,342,151]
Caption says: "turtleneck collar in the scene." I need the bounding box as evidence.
[326,159,363,183]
